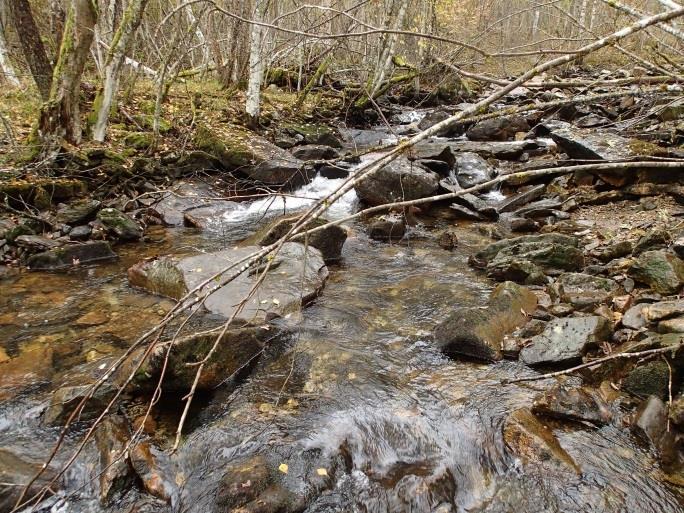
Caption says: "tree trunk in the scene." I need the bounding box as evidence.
[368,0,408,98]
[0,15,19,87]
[37,0,97,148]
[92,0,149,142]
[7,0,53,100]
[245,0,266,125]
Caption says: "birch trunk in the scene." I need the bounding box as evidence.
[7,0,53,100]
[245,0,266,125]
[37,0,97,147]
[92,0,149,142]
[369,0,408,98]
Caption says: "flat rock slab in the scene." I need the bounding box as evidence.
[128,242,328,323]
[519,316,611,367]
[27,241,118,271]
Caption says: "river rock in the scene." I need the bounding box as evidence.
[644,299,684,323]
[97,208,142,241]
[151,181,220,226]
[454,152,496,189]
[519,316,611,367]
[130,441,177,503]
[27,241,117,271]
[127,242,328,323]
[355,157,439,206]
[658,316,684,333]
[633,229,671,256]
[551,273,620,310]
[410,143,456,169]
[282,122,342,148]
[246,214,347,263]
[622,303,648,329]
[0,343,54,401]
[532,384,613,425]
[632,396,680,471]
[368,214,406,241]
[95,415,135,504]
[182,202,239,230]
[629,250,684,294]
[472,233,584,285]
[194,124,310,187]
[14,235,61,251]
[503,408,581,474]
[434,281,537,361]
[291,144,340,161]
[466,115,530,141]
[622,360,670,398]
[55,199,101,225]
[495,184,546,214]
[448,140,542,160]
[69,225,92,241]
[0,448,59,512]
[593,240,633,263]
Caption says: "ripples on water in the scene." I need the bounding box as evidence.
[0,161,682,513]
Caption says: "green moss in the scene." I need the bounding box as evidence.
[133,114,171,133]
[123,131,155,150]
[628,139,666,157]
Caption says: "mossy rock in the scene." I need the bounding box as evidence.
[133,114,171,134]
[124,131,155,150]
[629,250,684,294]
[622,361,671,398]
[0,178,86,208]
[281,122,342,148]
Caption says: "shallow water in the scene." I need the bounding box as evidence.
[1,169,682,512]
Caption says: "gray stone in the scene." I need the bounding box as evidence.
[552,273,620,310]
[466,115,530,141]
[291,144,340,161]
[14,235,61,251]
[520,316,612,367]
[97,208,142,241]
[629,250,684,294]
[55,199,101,225]
[368,214,406,242]
[355,157,439,206]
[454,152,496,189]
[27,241,118,271]
[69,225,92,241]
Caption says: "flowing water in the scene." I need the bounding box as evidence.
[1,138,682,513]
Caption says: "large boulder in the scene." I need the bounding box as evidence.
[470,233,584,285]
[434,281,538,361]
[194,124,310,187]
[519,316,612,367]
[127,242,328,323]
[245,214,347,263]
[354,157,439,206]
[629,250,684,294]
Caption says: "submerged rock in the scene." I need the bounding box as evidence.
[355,157,439,206]
[629,250,684,295]
[519,316,611,367]
[532,384,613,425]
[130,441,177,503]
[128,242,328,323]
[434,281,537,361]
[95,415,135,505]
[503,408,581,474]
[27,241,117,271]
[0,449,60,512]
[368,214,406,241]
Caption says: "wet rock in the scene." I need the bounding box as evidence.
[318,162,351,179]
[368,214,406,242]
[503,408,581,474]
[130,441,176,503]
[97,208,143,241]
[448,203,485,221]
[95,415,135,504]
[0,344,54,401]
[182,202,239,230]
[633,229,671,256]
[471,233,580,268]
[291,144,340,161]
[532,384,613,425]
[27,241,118,271]
[42,358,119,425]
[151,181,220,226]
[434,281,537,361]
[417,110,460,136]
[551,273,620,311]
[14,235,61,251]
[410,143,456,169]
[69,225,92,241]
[622,361,671,399]
[216,455,274,510]
[0,448,59,512]
[466,115,530,141]
[632,396,680,471]
[128,242,328,323]
[246,214,347,263]
[194,124,309,187]
[55,199,102,225]
[355,157,439,206]
[437,228,459,250]
[454,152,496,189]
[282,122,342,148]
[629,250,684,294]
[519,316,611,367]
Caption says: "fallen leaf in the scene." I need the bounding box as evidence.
[278,463,288,474]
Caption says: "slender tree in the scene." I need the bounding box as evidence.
[245,0,266,125]
[7,0,53,100]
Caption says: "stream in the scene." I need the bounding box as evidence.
[1,128,683,513]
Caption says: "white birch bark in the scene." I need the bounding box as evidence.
[245,0,265,123]
[369,0,408,97]
[0,21,19,87]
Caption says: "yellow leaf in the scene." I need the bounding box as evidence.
[316,468,328,476]
[278,463,288,474]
